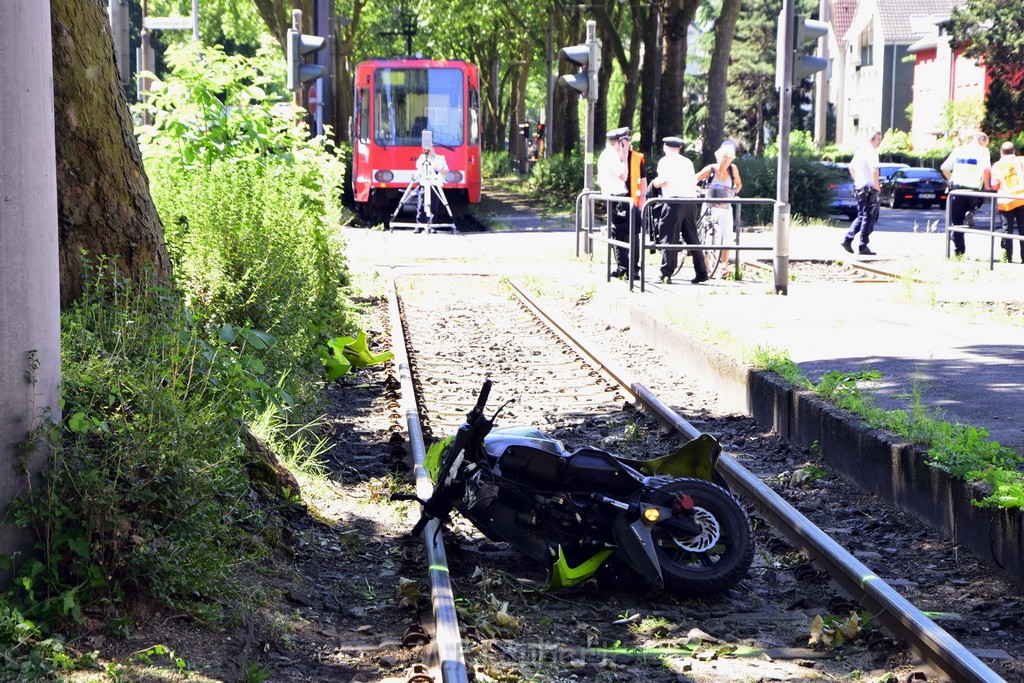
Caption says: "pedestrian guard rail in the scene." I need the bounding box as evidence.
[945,188,1024,269]
[575,191,778,291]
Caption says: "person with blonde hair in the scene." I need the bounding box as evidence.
[696,140,743,276]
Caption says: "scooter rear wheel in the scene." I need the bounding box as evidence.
[644,478,754,597]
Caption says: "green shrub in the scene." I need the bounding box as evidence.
[734,156,835,224]
[149,156,350,381]
[139,40,352,385]
[481,151,514,178]
[528,152,585,205]
[5,267,282,626]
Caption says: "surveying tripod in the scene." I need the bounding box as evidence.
[389,174,458,235]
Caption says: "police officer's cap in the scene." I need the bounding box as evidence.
[662,136,684,148]
[606,127,631,141]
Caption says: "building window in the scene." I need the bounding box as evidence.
[859,29,874,67]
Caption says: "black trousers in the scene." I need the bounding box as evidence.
[947,188,981,255]
[657,203,682,277]
[678,203,707,279]
[610,197,640,273]
[1000,205,1024,262]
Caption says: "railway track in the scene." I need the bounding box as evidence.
[381,272,1017,682]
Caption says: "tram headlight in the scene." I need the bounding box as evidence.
[374,170,395,183]
[445,170,464,183]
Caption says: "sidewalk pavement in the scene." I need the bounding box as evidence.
[342,221,1024,455]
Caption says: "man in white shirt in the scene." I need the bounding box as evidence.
[941,129,991,257]
[650,136,707,284]
[414,142,450,232]
[842,130,882,256]
[597,128,633,277]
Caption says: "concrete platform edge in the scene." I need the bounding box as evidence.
[605,295,1024,593]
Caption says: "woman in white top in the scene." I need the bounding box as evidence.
[696,141,743,277]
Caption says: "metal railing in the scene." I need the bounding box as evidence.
[945,188,1024,269]
[575,192,777,292]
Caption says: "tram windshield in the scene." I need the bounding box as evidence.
[374,68,464,147]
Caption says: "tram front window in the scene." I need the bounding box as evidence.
[374,68,464,147]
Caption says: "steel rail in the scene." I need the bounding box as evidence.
[386,276,469,683]
[507,277,1005,683]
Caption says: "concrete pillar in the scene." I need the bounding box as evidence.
[0,3,62,571]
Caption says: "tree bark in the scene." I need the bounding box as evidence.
[51,0,171,308]
[658,0,700,143]
[701,0,742,165]
[254,0,313,50]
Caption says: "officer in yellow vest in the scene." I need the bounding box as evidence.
[987,142,1024,263]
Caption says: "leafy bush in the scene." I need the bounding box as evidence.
[528,152,585,205]
[481,151,514,178]
[735,156,835,224]
[149,156,349,380]
[5,267,282,626]
[140,40,351,384]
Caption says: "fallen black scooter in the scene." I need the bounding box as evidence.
[394,379,754,597]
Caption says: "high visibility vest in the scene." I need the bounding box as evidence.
[991,156,1024,211]
[628,151,645,207]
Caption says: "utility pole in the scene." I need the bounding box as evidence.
[0,0,63,577]
[107,0,131,86]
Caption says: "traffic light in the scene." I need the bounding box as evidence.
[792,15,829,86]
[557,36,600,102]
[536,123,545,138]
[286,28,326,91]
[519,123,531,139]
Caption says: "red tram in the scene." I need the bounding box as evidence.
[351,58,482,224]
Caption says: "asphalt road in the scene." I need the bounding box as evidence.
[830,201,999,235]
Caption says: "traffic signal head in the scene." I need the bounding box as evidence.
[557,38,600,102]
[287,28,326,91]
[519,123,531,139]
[792,15,829,86]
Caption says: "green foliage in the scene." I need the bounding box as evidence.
[527,152,585,205]
[948,0,1024,137]
[140,42,351,381]
[138,42,297,167]
[481,151,515,178]
[4,267,280,628]
[149,157,349,378]
[0,603,94,680]
[764,130,819,158]
[735,155,835,224]
[754,350,1024,509]
[878,129,912,155]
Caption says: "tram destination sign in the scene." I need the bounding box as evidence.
[143,16,194,30]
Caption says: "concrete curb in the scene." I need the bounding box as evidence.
[609,294,1024,592]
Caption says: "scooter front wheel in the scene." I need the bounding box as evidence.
[644,478,754,597]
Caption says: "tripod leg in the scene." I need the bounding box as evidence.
[433,185,457,234]
[391,182,419,232]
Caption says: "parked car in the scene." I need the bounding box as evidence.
[821,162,857,220]
[878,162,911,183]
[825,162,910,220]
[880,167,949,209]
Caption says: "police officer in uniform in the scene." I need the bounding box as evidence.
[651,136,708,284]
[597,127,641,277]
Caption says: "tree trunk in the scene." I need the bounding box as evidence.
[254,0,313,50]
[51,0,171,307]
[658,0,700,144]
[701,0,742,165]
[638,2,662,152]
